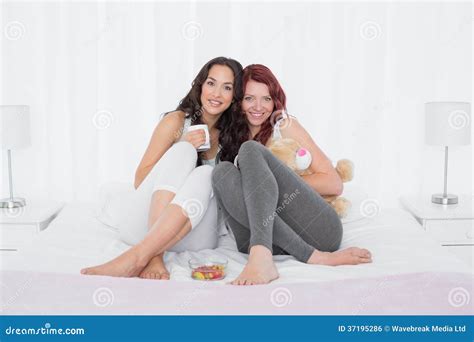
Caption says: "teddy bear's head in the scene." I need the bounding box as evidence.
[268,138,312,175]
[267,137,355,218]
[268,138,300,170]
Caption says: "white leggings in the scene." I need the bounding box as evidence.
[118,142,219,252]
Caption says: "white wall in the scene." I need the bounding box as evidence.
[1,1,472,208]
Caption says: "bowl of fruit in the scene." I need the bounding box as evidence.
[188,257,227,281]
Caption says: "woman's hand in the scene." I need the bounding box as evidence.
[183,129,207,149]
[278,117,343,196]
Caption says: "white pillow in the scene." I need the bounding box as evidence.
[340,183,370,224]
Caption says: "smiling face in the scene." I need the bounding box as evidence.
[242,79,275,132]
[200,64,235,117]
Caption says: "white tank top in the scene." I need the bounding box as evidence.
[178,117,193,142]
[272,111,292,139]
[272,118,284,139]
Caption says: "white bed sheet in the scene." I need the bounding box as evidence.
[1,201,471,284]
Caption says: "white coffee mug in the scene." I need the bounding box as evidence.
[187,124,210,152]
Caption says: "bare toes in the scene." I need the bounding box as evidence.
[352,249,366,258]
[81,268,95,275]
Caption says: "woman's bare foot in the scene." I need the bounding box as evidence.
[80,247,148,278]
[307,247,372,266]
[230,245,279,286]
[139,253,170,280]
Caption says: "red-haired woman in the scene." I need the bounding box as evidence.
[212,64,372,285]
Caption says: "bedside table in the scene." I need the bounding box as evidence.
[399,195,473,268]
[0,200,64,252]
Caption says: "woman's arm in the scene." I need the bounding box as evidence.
[134,111,185,189]
[279,118,343,196]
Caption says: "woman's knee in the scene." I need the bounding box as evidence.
[211,161,235,192]
[239,140,262,155]
[171,141,198,162]
[238,140,269,163]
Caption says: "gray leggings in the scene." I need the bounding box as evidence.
[212,140,343,262]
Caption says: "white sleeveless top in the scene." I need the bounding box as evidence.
[178,116,193,142]
[272,111,293,140]
[272,118,284,139]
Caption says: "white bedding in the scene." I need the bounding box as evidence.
[2,201,471,283]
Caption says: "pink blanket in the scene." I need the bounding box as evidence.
[1,270,472,315]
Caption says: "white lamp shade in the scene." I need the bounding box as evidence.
[425,102,471,146]
[0,105,31,149]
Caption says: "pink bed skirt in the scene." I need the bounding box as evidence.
[1,270,472,315]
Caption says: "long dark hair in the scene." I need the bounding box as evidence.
[171,56,247,164]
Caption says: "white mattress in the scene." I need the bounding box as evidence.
[2,201,471,283]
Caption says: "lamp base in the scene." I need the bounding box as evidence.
[431,194,458,205]
[0,198,26,208]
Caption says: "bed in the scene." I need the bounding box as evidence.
[1,201,472,315]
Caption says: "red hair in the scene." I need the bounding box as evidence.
[242,64,287,145]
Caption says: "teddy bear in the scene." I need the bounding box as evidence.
[267,138,354,218]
